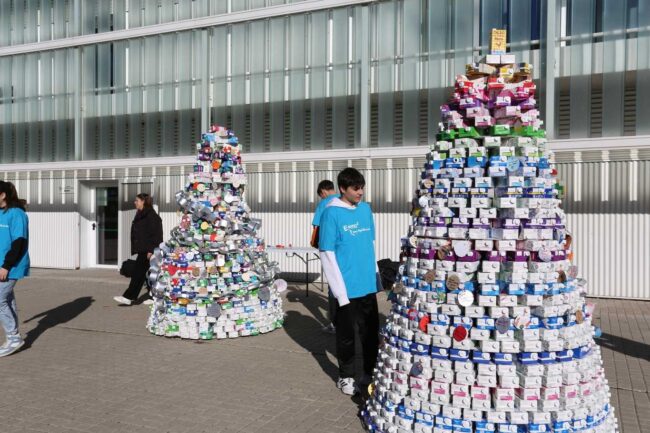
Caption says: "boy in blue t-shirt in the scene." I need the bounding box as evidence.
[319,168,380,396]
[310,180,338,334]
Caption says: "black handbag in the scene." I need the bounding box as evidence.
[120,259,137,278]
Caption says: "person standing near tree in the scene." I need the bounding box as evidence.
[319,168,381,395]
[0,181,30,358]
[114,193,163,306]
[310,179,339,334]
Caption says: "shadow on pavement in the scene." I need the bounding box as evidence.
[597,332,650,361]
[283,310,339,382]
[283,287,338,382]
[282,286,388,397]
[285,285,329,327]
[135,292,152,305]
[21,297,95,349]
[278,272,321,285]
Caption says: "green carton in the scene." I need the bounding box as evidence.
[515,126,547,138]
[456,127,482,138]
[490,125,511,136]
[437,130,457,140]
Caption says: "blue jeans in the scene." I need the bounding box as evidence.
[0,280,19,336]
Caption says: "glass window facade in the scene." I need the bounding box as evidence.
[210,8,362,154]
[0,0,313,47]
[81,32,203,160]
[0,48,76,162]
[0,0,649,163]
[557,0,648,138]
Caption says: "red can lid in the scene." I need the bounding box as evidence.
[419,315,430,332]
[452,325,468,342]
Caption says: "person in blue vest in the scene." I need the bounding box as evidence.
[310,179,339,334]
[319,168,381,395]
[0,181,30,358]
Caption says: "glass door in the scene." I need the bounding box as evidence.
[96,186,119,265]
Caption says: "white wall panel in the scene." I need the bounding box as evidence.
[118,209,136,265]
[374,212,410,263]
[254,212,315,275]
[567,213,650,299]
[253,211,409,279]
[160,211,180,244]
[9,154,650,300]
[28,212,79,269]
[25,207,650,300]
[253,210,650,299]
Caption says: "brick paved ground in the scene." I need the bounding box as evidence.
[0,269,648,433]
[592,298,650,433]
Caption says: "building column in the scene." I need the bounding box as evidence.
[201,28,210,132]
[542,0,557,139]
[73,0,83,160]
[359,5,370,148]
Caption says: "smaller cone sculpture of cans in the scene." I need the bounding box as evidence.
[146,125,285,340]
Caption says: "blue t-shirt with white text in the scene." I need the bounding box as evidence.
[0,207,30,280]
[319,201,376,299]
[311,194,339,227]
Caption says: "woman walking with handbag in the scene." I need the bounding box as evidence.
[0,181,30,357]
[114,193,163,306]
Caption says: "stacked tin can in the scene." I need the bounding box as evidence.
[146,126,285,340]
[362,55,618,432]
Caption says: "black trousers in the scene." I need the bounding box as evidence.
[122,253,150,301]
[327,286,337,325]
[335,292,379,379]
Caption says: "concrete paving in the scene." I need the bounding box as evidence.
[0,269,647,432]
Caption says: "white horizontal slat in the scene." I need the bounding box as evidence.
[28,212,79,269]
[13,158,650,300]
[567,213,650,299]
[2,136,650,174]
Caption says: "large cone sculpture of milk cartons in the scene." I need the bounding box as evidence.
[146,126,285,340]
[362,33,617,433]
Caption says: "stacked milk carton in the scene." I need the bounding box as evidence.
[361,53,618,432]
[146,126,285,340]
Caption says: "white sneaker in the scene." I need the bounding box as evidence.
[113,296,132,306]
[0,335,24,357]
[336,377,356,396]
[142,299,154,305]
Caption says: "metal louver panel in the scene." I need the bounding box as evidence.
[347,98,356,148]
[325,101,333,149]
[370,95,379,147]
[418,90,428,146]
[303,108,311,150]
[557,80,571,139]
[623,71,636,136]
[393,93,403,146]
[283,104,291,151]
[263,104,271,152]
[590,78,603,137]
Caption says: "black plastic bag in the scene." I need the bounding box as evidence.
[377,258,400,291]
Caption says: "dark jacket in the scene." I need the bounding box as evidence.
[131,207,163,255]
